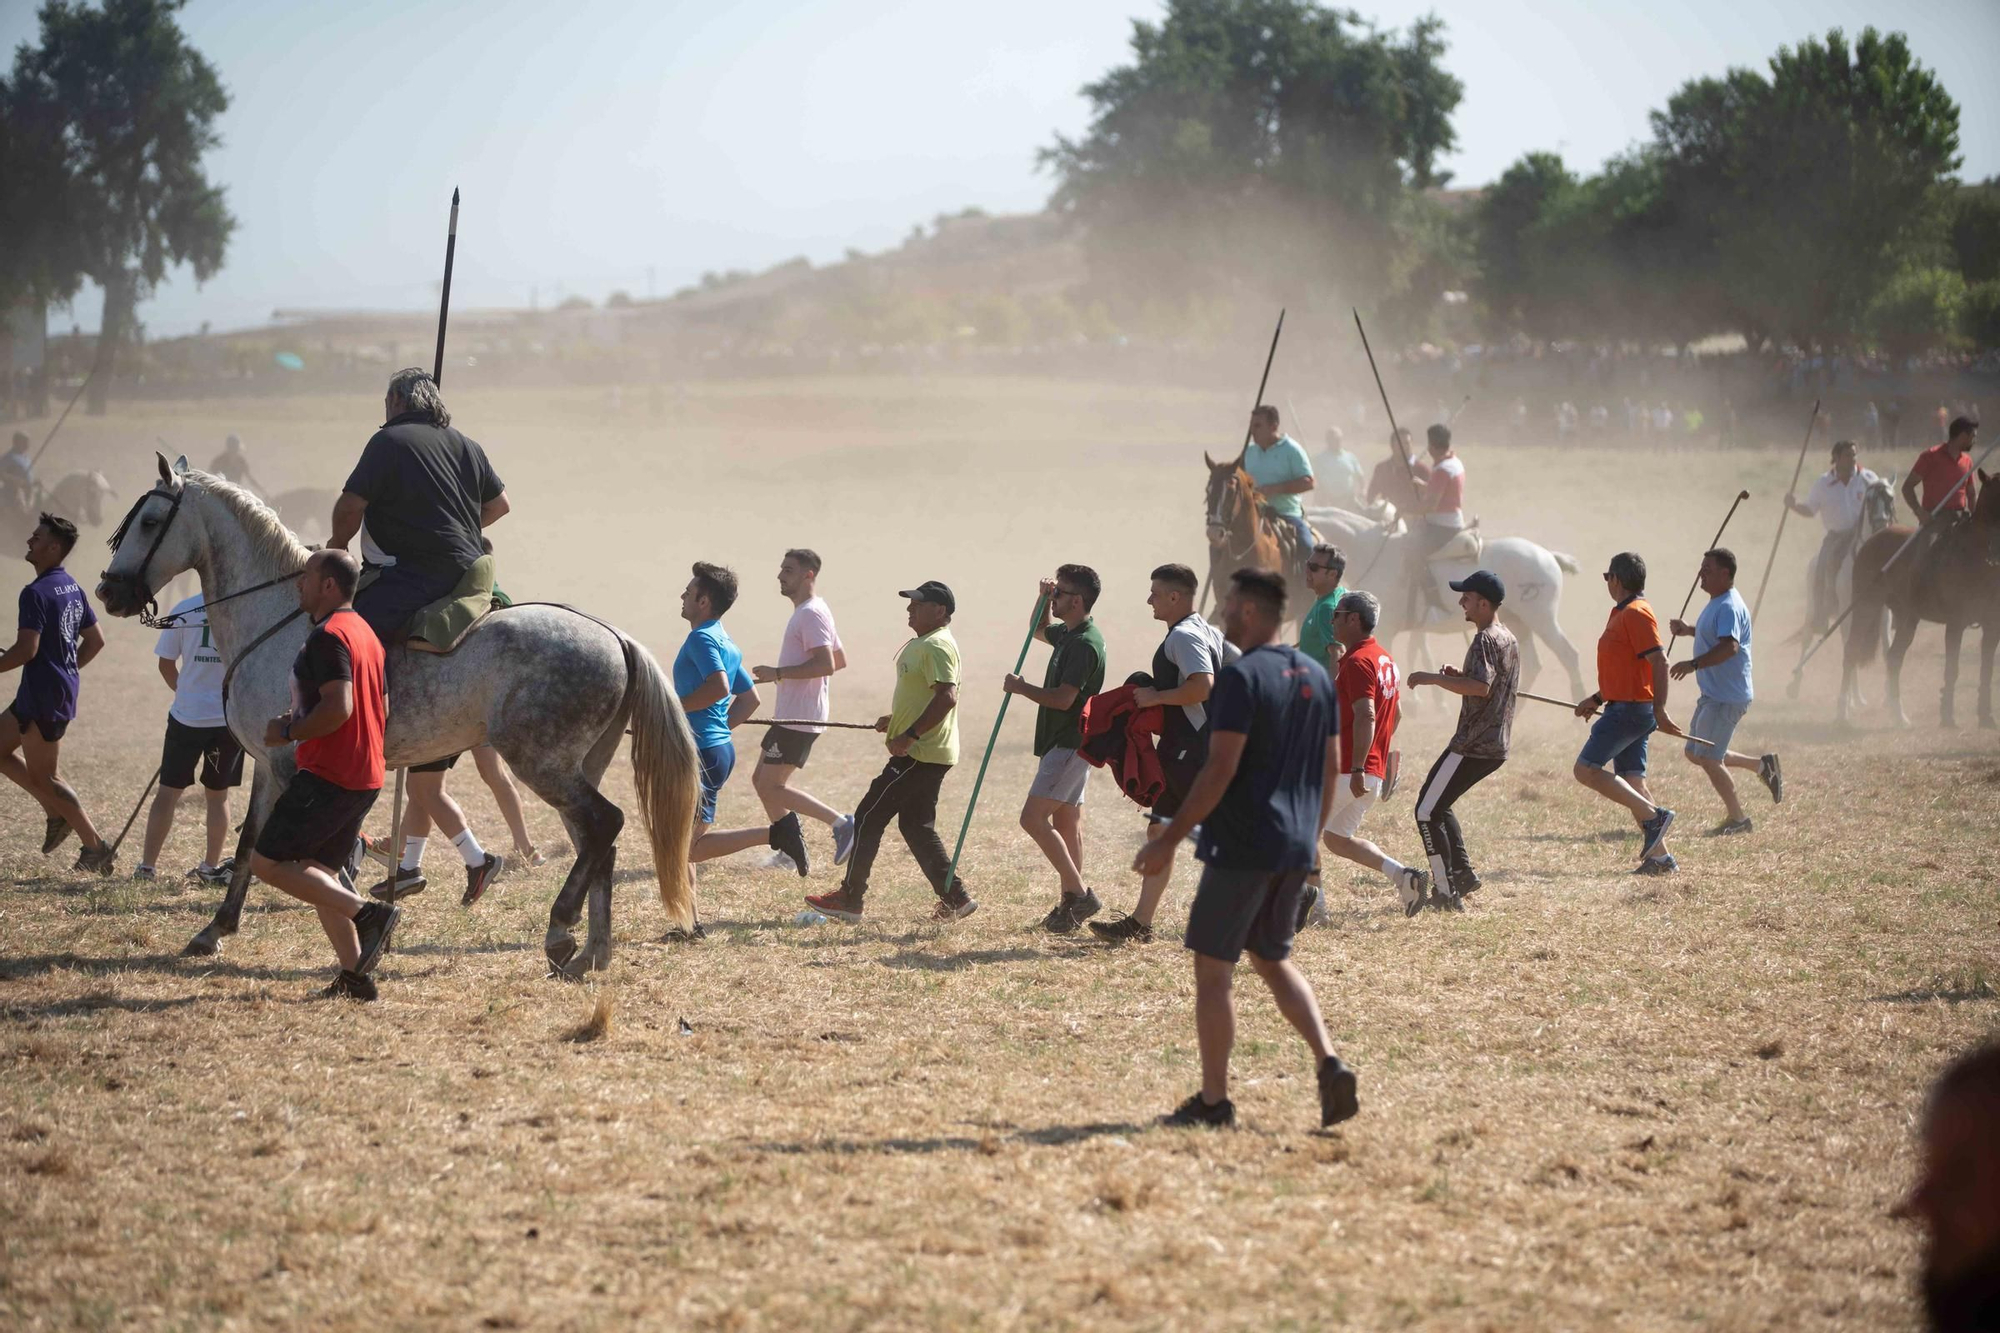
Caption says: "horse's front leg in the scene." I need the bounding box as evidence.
[1941,622,1964,729]
[185,760,272,957]
[1979,623,1998,730]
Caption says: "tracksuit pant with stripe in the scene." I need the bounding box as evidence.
[841,756,962,902]
[1413,748,1505,897]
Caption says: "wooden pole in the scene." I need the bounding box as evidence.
[1750,399,1820,622]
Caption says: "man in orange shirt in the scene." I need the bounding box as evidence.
[1572,551,1683,874]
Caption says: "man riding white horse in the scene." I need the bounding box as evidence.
[1786,439,1877,634]
[328,368,509,650]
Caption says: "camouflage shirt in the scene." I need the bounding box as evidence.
[1449,623,1519,760]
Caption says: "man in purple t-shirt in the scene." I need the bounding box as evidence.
[0,514,114,873]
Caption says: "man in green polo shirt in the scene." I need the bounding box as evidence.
[1296,543,1349,672]
[1003,565,1108,933]
[1242,404,1315,551]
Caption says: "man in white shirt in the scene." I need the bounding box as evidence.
[136,593,244,883]
[750,548,850,871]
[1785,439,1879,631]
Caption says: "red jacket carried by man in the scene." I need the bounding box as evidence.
[1078,684,1166,808]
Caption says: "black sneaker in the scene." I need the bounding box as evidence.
[74,843,116,876]
[187,861,233,886]
[1758,754,1783,804]
[1318,1056,1360,1127]
[1639,806,1676,860]
[1162,1092,1235,1128]
[461,853,504,907]
[352,901,401,974]
[368,867,427,902]
[768,813,810,878]
[42,814,71,855]
[1087,912,1154,945]
[1041,889,1101,934]
[321,969,378,1002]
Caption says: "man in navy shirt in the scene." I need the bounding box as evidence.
[1133,567,1359,1130]
[0,514,114,873]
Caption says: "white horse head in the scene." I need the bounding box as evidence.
[97,453,304,617]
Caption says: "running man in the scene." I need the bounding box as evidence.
[1572,551,1680,875]
[136,591,243,884]
[249,550,400,1001]
[807,581,974,923]
[1785,439,1878,632]
[1134,567,1358,1130]
[675,562,804,934]
[1,513,113,873]
[749,548,849,873]
[363,752,506,906]
[1668,548,1781,835]
[1319,590,1429,913]
[1242,406,1315,551]
[1295,543,1348,673]
[1002,565,1107,933]
[1406,570,1520,909]
[1088,563,1235,945]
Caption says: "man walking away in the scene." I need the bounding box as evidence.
[1,513,113,873]
[749,548,849,872]
[1572,552,1681,874]
[248,551,400,1001]
[1668,548,1781,835]
[1089,563,1235,944]
[1003,566,1108,933]
[1320,591,1428,914]
[1133,568,1357,1130]
[1296,544,1348,674]
[137,591,243,883]
[807,581,974,923]
[1406,571,1520,909]
[1786,440,1878,633]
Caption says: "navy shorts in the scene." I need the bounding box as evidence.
[758,725,817,769]
[160,716,245,790]
[7,700,67,743]
[696,742,736,824]
[1184,863,1312,964]
[1578,701,1656,777]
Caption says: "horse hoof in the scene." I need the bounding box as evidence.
[545,936,581,981]
[584,938,612,973]
[182,931,219,957]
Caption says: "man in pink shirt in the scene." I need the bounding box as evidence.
[750,548,851,872]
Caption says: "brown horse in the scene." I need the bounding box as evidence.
[1202,453,1309,614]
[1843,469,2000,727]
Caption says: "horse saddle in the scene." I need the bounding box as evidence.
[1427,527,1483,566]
[407,554,500,654]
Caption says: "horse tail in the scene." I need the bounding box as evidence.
[623,635,699,929]
[1551,550,1581,575]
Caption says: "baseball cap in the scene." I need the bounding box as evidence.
[1448,569,1505,605]
[897,580,955,614]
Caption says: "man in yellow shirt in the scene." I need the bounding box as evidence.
[807,581,976,922]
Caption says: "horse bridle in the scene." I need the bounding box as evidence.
[1206,467,1257,562]
[103,482,303,630]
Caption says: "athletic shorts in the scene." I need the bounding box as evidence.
[1028,746,1089,805]
[1578,701,1656,777]
[1685,697,1749,763]
[7,700,66,743]
[1184,864,1312,965]
[758,725,818,769]
[1323,771,1382,838]
[255,770,379,869]
[412,751,463,774]
[1150,735,1209,824]
[696,742,735,824]
[160,716,245,790]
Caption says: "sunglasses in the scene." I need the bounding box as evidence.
[1306,562,1340,574]
[1602,572,1615,581]
[1053,587,1083,599]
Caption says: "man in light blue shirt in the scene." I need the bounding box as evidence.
[1668,548,1781,835]
[1241,405,1314,551]
[1313,427,1365,512]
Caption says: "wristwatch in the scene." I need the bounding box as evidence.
[281,719,293,742]
[898,729,920,744]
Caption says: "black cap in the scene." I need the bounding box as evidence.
[897,580,955,614]
[1448,569,1505,605]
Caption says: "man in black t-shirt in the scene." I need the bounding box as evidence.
[329,368,509,645]
[1133,567,1359,1131]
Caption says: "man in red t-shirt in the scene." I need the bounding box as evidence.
[1314,590,1429,913]
[1903,416,1979,519]
[247,550,400,1001]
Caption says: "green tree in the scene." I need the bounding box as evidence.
[1471,152,1574,336]
[1041,0,1462,325]
[1962,280,2000,349]
[8,0,235,413]
[0,75,85,312]
[1866,265,1966,360]
[1948,178,2000,286]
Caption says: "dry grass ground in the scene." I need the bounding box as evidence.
[1,374,1995,1330]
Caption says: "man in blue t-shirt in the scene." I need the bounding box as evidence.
[1668,548,1781,836]
[0,514,115,873]
[1133,567,1359,1132]
[670,562,806,937]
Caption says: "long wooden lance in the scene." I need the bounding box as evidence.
[1353,309,1424,500]
[27,366,96,471]
[1665,489,1751,655]
[1751,399,1820,621]
[1198,308,1285,612]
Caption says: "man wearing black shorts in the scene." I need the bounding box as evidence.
[1133,567,1358,1130]
[136,591,243,883]
[1089,563,1234,945]
[247,550,400,1001]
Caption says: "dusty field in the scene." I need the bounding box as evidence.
[1,374,1995,1330]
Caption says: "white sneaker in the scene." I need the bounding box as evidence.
[762,850,799,872]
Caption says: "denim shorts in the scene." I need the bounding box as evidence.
[1685,697,1749,762]
[695,742,736,824]
[1577,701,1656,777]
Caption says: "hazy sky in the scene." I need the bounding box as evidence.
[6,0,1996,338]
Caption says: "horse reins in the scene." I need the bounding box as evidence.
[103,482,306,630]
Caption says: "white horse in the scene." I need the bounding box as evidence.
[1307,507,1588,699]
[1797,471,1898,710]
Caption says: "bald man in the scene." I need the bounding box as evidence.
[1905,1041,2000,1331]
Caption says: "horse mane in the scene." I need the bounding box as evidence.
[183,469,312,570]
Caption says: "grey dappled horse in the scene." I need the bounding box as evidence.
[95,457,698,978]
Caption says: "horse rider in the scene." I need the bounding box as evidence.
[209,434,257,491]
[1784,439,1877,632]
[1409,423,1467,615]
[1241,405,1315,554]
[328,368,509,650]
[1313,427,1365,512]
[1365,427,1431,525]
[2,432,34,515]
[1900,416,1979,592]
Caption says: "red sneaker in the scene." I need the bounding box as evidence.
[804,889,863,923]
